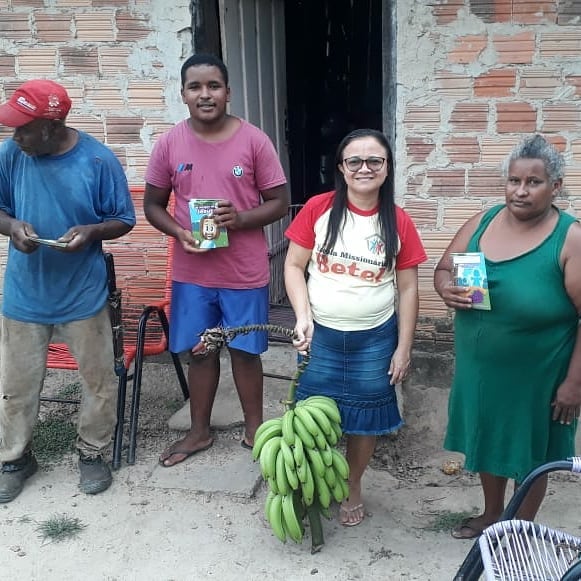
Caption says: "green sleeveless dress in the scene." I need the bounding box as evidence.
[444,205,579,481]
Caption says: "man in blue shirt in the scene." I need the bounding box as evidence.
[0,79,136,502]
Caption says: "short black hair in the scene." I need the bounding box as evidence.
[180,53,229,88]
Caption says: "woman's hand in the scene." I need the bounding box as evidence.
[438,282,474,310]
[389,346,411,385]
[292,317,313,355]
[552,378,581,425]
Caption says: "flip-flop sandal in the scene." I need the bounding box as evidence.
[451,517,486,540]
[240,440,253,450]
[159,440,214,467]
[339,503,365,527]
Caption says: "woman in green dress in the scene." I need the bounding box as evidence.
[434,134,581,539]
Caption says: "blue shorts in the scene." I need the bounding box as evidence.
[169,282,269,354]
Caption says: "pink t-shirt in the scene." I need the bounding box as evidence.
[145,119,287,288]
[285,191,427,331]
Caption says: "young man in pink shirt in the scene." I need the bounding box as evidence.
[144,54,290,467]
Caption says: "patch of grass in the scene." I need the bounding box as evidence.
[426,509,477,532]
[36,514,86,544]
[57,381,82,400]
[32,417,77,463]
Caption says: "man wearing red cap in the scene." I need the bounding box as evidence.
[0,79,136,502]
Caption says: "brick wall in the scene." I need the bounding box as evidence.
[397,0,581,343]
[1,0,580,340]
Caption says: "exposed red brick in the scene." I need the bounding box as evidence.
[0,13,31,40]
[474,68,517,97]
[98,47,130,75]
[13,0,43,6]
[496,102,537,133]
[406,137,436,163]
[93,0,129,6]
[513,0,557,24]
[540,31,581,58]
[68,115,105,141]
[403,106,440,133]
[480,137,517,164]
[0,54,16,77]
[518,68,560,99]
[427,0,464,25]
[75,12,115,42]
[542,104,581,133]
[467,168,505,197]
[60,47,99,76]
[116,11,151,42]
[105,117,144,144]
[450,103,489,132]
[470,0,511,24]
[442,200,484,229]
[433,71,473,98]
[18,48,57,75]
[34,13,73,42]
[565,75,581,97]
[402,198,438,228]
[493,31,535,64]
[426,169,466,197]
[544,135,567,152]
[442,137,480,163]
[558,0,581,24]
[448,35,487,64]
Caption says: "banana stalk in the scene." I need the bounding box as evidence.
[197,324,336,553]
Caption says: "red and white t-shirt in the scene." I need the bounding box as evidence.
[285,191,427,331]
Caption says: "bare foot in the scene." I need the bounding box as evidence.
[159,436,214,467]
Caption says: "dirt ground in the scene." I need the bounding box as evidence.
[1,359,580,581]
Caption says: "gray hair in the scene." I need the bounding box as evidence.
[502,134,565,183]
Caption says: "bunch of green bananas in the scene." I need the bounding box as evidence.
[252,395,350,547]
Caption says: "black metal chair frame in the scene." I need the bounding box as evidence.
[454,457,581,580]
[41,253,189,470]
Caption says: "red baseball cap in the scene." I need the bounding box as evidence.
[0,79,72,128]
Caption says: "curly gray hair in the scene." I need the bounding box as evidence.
[502,134,565,183]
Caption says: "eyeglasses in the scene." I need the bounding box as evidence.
[342,156,386,172]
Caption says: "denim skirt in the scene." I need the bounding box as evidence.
[295,315,403,436]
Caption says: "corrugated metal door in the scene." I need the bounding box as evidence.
[219,0,291,303]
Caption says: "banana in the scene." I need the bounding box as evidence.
[330,447,350,480]
[305,447,326,478]
[303,396,342,424]
[331,478,346,503]
[282,493,303,543]
[267,493,286,542]
[300,460,315,506]
[294,406,321,438]
[275,448,290,495]
[303,404,334,438]
[313,430,329,451]
[339,476,350,500]
[264,488,276,520]
[293,415,316,449]
[267,476,279,495]
[332,420,343,441]
[259,436,282,479]
[296,456,308,484]
[313,471,332,508]
[281,409,295,447]
[325,424,338,446]
[292,433,305,467]
[279,439,295,472]
[253,421,283,460]
[320,444,333,467]
[324,464,337,488]
[284,454,300,491]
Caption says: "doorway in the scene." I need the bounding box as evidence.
[284,0,384,202]
[193,0,388,204]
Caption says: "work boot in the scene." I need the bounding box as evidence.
[78,454,112,495]
[0,452,38,503]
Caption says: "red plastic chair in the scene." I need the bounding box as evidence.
[44,186,189,469]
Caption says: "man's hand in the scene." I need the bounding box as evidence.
[10,220,40,254]
[176,227,210,254]
[212,200,240,229]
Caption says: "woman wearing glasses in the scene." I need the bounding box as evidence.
[284,129,427,526]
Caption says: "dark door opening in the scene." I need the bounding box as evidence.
[284,0,383,203]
